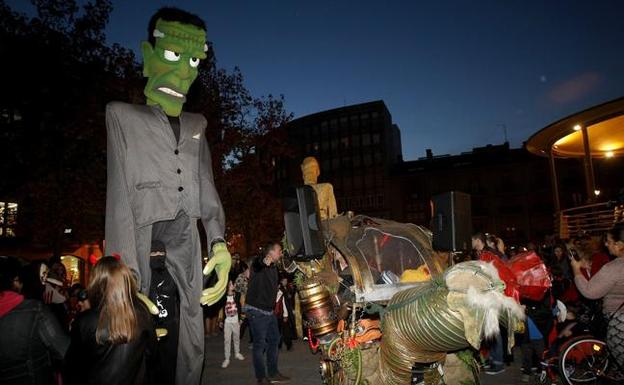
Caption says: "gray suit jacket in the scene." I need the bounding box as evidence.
[105,102,224,274]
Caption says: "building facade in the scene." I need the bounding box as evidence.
[282,101,623,244]
[282,100,402,218]
[391,143,584,244]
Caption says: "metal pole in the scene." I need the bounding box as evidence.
[581,126,596,202]
[548,146,561,212]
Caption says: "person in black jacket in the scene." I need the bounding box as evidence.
[277,275,296,351]
[0,256,69,385]
[148,240,179,385]
[243,242,291,384]
[65,256,156,385]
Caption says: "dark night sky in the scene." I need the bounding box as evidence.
[9,0,624,160]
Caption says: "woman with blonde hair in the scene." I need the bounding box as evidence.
[66,256,156,385]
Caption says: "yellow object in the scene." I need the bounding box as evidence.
[156,328,168,339]
[137,292,159,315]
[399,265,431,283]
[301,157,338,220]
[201,242,232,306]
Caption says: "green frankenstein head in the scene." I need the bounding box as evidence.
[142,8,208,117]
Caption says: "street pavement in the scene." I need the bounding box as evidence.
[201,333,530,385]
[201,334,319,385]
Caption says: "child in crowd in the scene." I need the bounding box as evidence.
[222,280,244,368]
[65,256,156,385]
[520,291,554,383]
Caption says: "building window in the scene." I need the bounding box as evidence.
[350,115,359,127]
[340,116,348,126]
[321,159,330,173]
[374,151,383,165]
[340,137,350,149]
[0,202,18,237]
[373,133,381,144]
[0,108,22,123]
[362,133,371,146]
[330,119,338,129]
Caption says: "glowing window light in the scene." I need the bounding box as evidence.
[573,124,582,131]
[605,151,614,158]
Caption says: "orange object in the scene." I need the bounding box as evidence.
[336,319,345,333]
[354,319,382,343]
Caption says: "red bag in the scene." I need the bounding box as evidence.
[508,251,552,301]
[479,251,520,301]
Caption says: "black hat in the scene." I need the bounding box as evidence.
[0,256,21,291]
[151,240,166,254]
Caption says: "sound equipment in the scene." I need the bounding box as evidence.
[431,191,472,251]
[283,185,326,260]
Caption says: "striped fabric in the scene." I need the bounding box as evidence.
[607,310,624,369]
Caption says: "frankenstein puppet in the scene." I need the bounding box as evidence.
[105,8,231,385]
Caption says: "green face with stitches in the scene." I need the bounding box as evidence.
[141,19,207,117]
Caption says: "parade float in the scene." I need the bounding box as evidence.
[284,158,525,384]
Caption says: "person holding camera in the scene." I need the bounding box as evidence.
[571,223,624,369]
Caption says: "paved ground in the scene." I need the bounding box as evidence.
[201,334,531,385]
[201,334,319,385]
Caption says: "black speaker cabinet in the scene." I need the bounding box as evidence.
[283,185,326,261]
[431,191,472,251]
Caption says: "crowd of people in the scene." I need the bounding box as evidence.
[2,223,623,384]
[0,240,297,385]
[471,223,624,382]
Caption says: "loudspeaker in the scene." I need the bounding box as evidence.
[283,185,326,261]
[431,191,472,251]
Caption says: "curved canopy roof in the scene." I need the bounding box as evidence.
[526,97,624,158]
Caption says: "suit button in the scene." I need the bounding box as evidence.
[178,186,184,192]
[174,149,179,155]
[177,169,181,174]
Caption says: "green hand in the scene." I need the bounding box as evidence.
[136,292,159,315]
[201,242,232,306]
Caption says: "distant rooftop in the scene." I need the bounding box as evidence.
[288,100,390,126]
